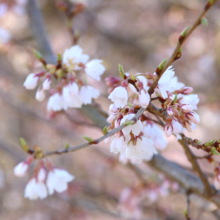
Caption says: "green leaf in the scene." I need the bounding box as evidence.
[82,136,94,143]
[65,143,70,149]
[184,209,188,216]
[211,147,220,155]
[118,64,125,78]
[19,138,29,153]
[127,102,133,108]
[180,26,190,38]
[158,59,167,71]
[57,53,62,62]
[172,93,178,104]
[33,49,43,60]
[102,126,108,135]
[201,18,208,26]
[123,120,134,126]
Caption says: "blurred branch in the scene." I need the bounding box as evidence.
[26,0,220,210]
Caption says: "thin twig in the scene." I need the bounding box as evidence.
[185,191,191,220]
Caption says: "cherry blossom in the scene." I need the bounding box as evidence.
[14,162,28,177]
[46,168,74,195]
[85,59,106,81]
[79,85,100,104]
[23,73,39,90]
[24,178,47,200]
[35,87,46,102]
[47,93,68,112]
[108,86,128,108]
[110,136,125,154]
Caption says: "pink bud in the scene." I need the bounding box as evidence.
[182,87,193,94]
[105,76,121,86]
[187,112,200,124]
[164,124,172,137]
[167,107,173,116]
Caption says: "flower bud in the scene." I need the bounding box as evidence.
[35,87,46,102]
[23,73,39,90]
[164,124,172,137]
[181,104,193,113]
[182,87,193,94]
[38,168,47,182]
[187,112,200,124]
[14,162,28,177]
[167,107,173,116]
[42,76,51,90]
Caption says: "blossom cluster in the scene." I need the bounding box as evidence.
[23,45,106,112]
[105,66,200,162]
[14,156,74,200]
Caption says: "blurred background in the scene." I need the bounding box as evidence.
[0,0,220,219]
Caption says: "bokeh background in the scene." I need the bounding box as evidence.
[0,0,220,219]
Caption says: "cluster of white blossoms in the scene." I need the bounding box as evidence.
[105,65,200,162]
[14,156,74,200]
[23,45,105,112]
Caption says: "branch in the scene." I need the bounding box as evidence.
[148,0,218,95]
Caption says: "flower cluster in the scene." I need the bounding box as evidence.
[105,65,200,163]
[23,45,106,112]
[14,156,74,200]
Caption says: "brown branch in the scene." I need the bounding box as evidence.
[148,0,218,95]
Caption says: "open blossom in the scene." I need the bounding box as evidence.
[23,73,39,90]
[157,66,175,99]
[85,59,106,81]
[62,45,89,70]
[125,137,157,161]
[47,93,68,112]
[139,90,150,108]
[143,123,167,150]
[178,94,199,110]
[63,83,82,108]
[108,86,128,108]
[46,169,74,195]
[110,136,125,154]
[79,85,100,104]
[120,114,143,136]
[14,162,28,177]
[25,178,47,200]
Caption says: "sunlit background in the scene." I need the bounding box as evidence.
[0,0,220,219]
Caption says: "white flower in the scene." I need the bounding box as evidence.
[35,87,45,102]
[47,93,68,112]
[85,59,105,81]
[164,124,172,137]
[178,94,199,110]
[143,123,167,150]
[136,76,148,89]
[172,120,183,135]
[14,162,28,177]
[109,104,118,113]
[107,113,117,123]
[24,178,47,200]
[110,136,125,154]
[46,169,74,195]
[185,122,196,132]
[139,90,150,108]
[187,112,200,124]
[120,114,143,136]
[23,73,39,90]
[38,168,47,182]
[181,104,193,113]
[63,83,82,108]
[0,28,11,44]
[157,66,175,99]
[125,136,157,161]
[42,78,51,90]
[63,45,89,70]
[108,86,128,108]
[79,85,100,104]
[170,76,184,91]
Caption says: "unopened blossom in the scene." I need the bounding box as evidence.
[187,112,200,124]
[125,137,157,161]
[37,168,47,182]
[79,85,100,104]
[23,73,39,90]
[85,59,106,81]
[120,114,143,136]
[178,94,199,110]
[139,90,150,108]
[164,124,172,137]
[110,136,125,154]
[63,83,82,108]
[47,93,68,112]
[42,78,51,90]
[0,28,11,44]
[109,104,118,113]
[181,104,194,113]
[172,120,183,135]
[108,86,128,108]
[144,123,167,150]
[62,45,89,70]
[35,87,45,102]
[14,162,28,177]
[46,169,74,195]
[185,122,196,132]
[24,178,47,200]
